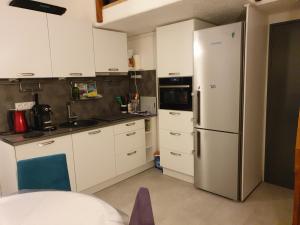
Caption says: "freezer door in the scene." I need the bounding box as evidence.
[194,129,239,200]
[193,22,242,133]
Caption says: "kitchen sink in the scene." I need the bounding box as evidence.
[59,119,99,128]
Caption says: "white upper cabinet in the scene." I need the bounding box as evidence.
[93,29,128,74]
[47,15,95,77]
[0,7,52,78]
[156,19,213,78]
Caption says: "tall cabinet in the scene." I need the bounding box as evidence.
[156,19,212,77]
[157,19,213,182]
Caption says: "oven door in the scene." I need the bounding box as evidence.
[159,84,192,111]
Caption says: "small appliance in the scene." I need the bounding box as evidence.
[159,77,192,111]
[7,110,29,133]
[31,94,56,131]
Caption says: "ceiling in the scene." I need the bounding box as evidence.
[98,0,248,36]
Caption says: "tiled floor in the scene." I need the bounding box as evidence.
[94,168,294,225]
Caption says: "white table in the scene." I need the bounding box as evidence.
[0,191,127,225]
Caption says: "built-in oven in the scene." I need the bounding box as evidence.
[159,77,192,111]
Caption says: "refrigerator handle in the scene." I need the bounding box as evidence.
[197,90,201,125]
[196,130,201,158]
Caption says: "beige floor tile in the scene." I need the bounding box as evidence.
[94,168,293,225]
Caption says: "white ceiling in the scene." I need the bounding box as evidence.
[99,0,248,36]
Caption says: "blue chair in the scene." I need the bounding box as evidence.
[17,154,71,191]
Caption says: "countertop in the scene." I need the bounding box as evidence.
[0,114,156,147]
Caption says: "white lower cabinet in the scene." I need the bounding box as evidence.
[159,110,194,178]
[159,129,193,154]
[116,147,146,175]
[114,120,146,175]
[15,135,77,191]
[160,148,194,176]
[158,110,193,133]
[72,127,116,192]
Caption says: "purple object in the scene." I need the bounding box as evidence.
[129,187,155,225]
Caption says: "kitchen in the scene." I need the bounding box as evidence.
[0,0,299,225]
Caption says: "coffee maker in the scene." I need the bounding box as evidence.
[31,93,56,131]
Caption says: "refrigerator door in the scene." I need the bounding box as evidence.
[194,129,239,200]
[193,22,243,133]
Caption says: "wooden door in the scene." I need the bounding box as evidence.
[293,114,300,225]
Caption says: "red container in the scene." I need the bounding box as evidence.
[14,111,28,133]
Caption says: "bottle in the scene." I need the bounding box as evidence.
[72,83,80,100]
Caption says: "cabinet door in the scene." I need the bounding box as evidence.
[93,29,128,73]
[72,127,115,191]
[156,20,194,77]
[47,15,95,77]
[116,147,146,175]
[15,136,76,191]
[158,110,193,133]
[0,7,52,78]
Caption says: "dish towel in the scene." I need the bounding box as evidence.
[17,154,71,191]
[129,187,155,225]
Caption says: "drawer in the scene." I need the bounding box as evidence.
[160,148,194,176]
[158,110,193,132]
[115,129,145,154]
[116,147,146,175]
[114,119,145,134]
[159,129,193,154]
[15,135,77,191]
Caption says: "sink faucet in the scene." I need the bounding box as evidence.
[66,102,78,122]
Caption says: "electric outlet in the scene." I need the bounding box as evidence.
[15,101,35,110]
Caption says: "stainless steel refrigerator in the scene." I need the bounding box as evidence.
[193,22,244,200]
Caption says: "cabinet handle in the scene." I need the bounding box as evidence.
[126,122,136,126]
[169,132,181,136]
[196,131,201,158]
[108,68,119,72]
[170,152,182,157]
[69,73,83,76]
[168,72,180,76]
[88,130,101,135]
[197,90,201,125]
[127,150,137,156]
[19,73,35,77]
[126,132,136,136]
[169,112,180,116]
[38,140,55,147]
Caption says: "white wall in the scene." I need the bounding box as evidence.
[128,32,156,71]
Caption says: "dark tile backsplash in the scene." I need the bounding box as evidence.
[0,70,156,132]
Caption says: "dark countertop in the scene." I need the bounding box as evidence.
[0,114,156,147]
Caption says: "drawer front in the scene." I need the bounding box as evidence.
[115,129,145,154]
[160,148,194,176]
[15,135,77,191]
[159,129,193,154]
[114,119,145,134]
[158,110,193,132]
[116,148,146,175]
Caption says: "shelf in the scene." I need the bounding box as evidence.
[72,95,103,102]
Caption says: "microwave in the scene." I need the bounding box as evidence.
[159,77,192,111]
